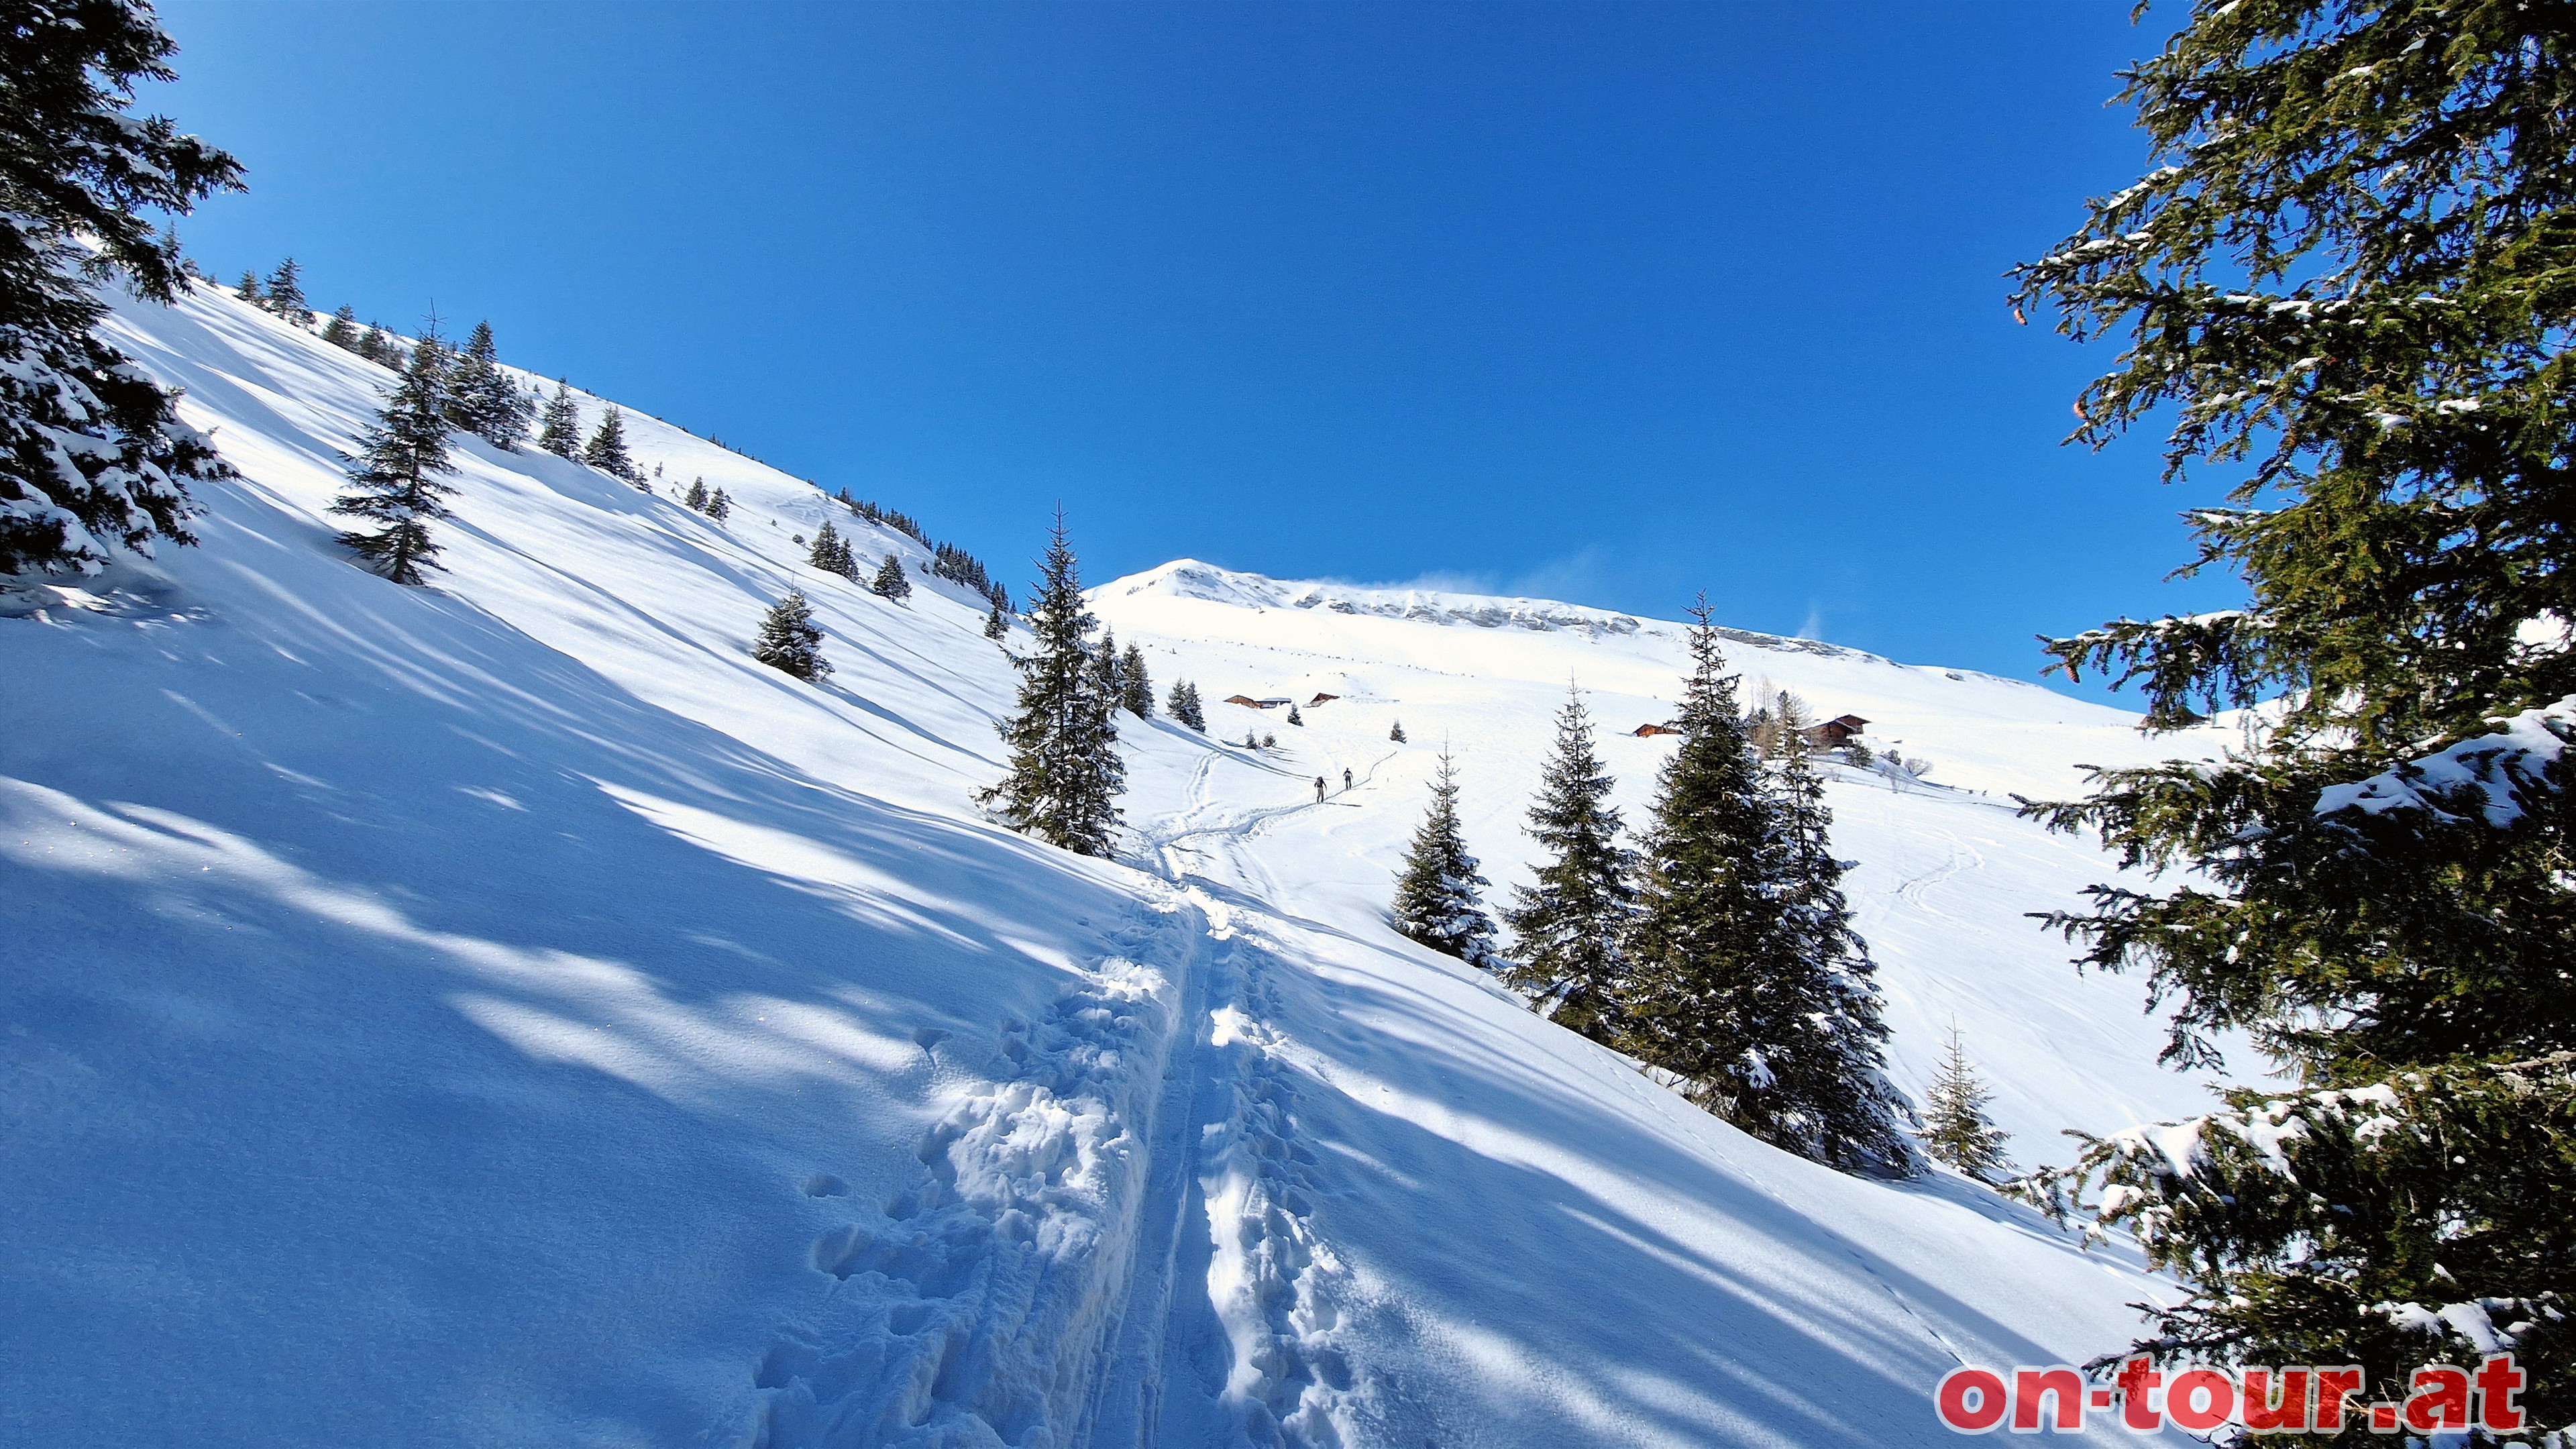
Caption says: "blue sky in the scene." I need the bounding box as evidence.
[152,1,2230,702]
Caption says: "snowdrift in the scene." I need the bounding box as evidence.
[0,282,2212,1445]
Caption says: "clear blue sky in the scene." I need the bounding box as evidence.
[152,1,2231,702]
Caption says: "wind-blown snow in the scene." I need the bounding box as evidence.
[0,281,2218,1446]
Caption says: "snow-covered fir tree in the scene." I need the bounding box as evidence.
[328,334,457,586]
[445,321,531,451]
[355,322,392,367]
[807,519,855,578]
[1921,1024,2009,1182]
[1390,750,1502,970]
[1118,642,1152,718]
[0,2,241,577]
[1389,720,1407,743]
[1502,686,1637,1045]
[704,487,731,521]
[1094,626,1122,706]
[682,477,708,512]
[977,513,1124,857]
[1287,702,1303,726]
[261,256,309,327]
[1167,680,1205,732]
[321,305,358,351]
[582,406,639,484]
[751,591,829,682]
[870,552,911,602]
[1619,603,1915,1176]
[537,380,581,458]
[987,580,1012,616]
[982,598,1008,640]
[233,268,258,303]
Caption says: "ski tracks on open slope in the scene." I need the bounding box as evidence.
[718,780,1356,1448]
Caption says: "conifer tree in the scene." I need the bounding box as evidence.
[983,598,1008,641]
[1244,730,1260,751]
[977,512,1124,856]
[329,333,456,585]
[537,380,581,458]
[987,581,1012,616]
[1390,750,1503,970]
[1118,642,1153,718]
[582,405,639,484]
[752,590,829,682]
[0,3,241,577]
[445,321,531,451]
[1168,680,1205,732]
[1389,720,1406,743]
[1287,702,1303,726]
[2005,1,2576,1410]
[262,256,308,326]
[1094,626,1122,705]
[321,305,358,351]
[870,551,911,602]
[808,519,855,578]
[705,487,732,521]
[234,268,258,303]
[1921,1025,2010,1183]
[1619,603,1915,1176]
[1503,686,1638,1044]
[355,323,389,366]
[683,477,708,512]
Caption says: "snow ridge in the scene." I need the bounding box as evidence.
[724,896,1195,1449]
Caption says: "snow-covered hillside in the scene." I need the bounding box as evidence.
[1,282,2220,1446]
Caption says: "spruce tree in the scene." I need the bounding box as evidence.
[262,256,309,326]
[1921,1025,2010,1183]
[978,512,1124,857]
[329,333,456,585]
[983,598,1008,641]
[1502,686,1638,1045]
[987,580,1012,616]
[808,519,856,578]
[2007,1,2576,1411]
[445,321,531,451]
[683,476,708,512]
[537,380,582,458]
[1389,720,1407,743]
[0,3,241,577]
[871,551,911,602]
[321,305,358,350]
[1390,750,1502,970]
[1094,626,1122,706]
[355,323,389,366]
[1168,680,1205,732]
[1287,702,1303,726]
[752,590,829,682]
[1118,642,1153,718]
[582,405,639,484]
[1619,603,1915,1176]
[234,268,258,303]
[705,487,732,521]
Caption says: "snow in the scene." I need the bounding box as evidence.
[0,280,2225,1445]
[2312,696,2576,828]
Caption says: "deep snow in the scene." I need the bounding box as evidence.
[0,280,2225,1446]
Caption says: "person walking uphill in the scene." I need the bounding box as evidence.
[1342,767,1353,793]
[1315,777,1326,804]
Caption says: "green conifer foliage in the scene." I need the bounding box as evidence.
[2006,1,2576,1413]
[329,335,456,585]
[321,305,358,351]
[870,551,911,602]
[1390,750,1502,970]
[977,512,1124,857]
[261,256,308,326]
[1168,680,1205,731]
[983,598,1008,641]
[537,380,581,459]
[233,268,258,302]
[1389,720,1406,744]
[751,590,829,682]
[582,406,639,484]
[705,487,731,522]
[1119,643,1153,718]
[1503,686,1637,1044]
[807,519,855,578]
[0,1,242,576]
[1921,1025,2010,1183]
[445,321,531,451]
[1618,604,1915,1176]
[683,477,708,512]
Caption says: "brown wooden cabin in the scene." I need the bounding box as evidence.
[1630,722,1682,737]
[1225,695,1295,710]
[1308,692,1340,706]
[1802,714,1869,748]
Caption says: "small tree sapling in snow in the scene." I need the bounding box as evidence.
[683,477,708,512]
[870,552,912,602]
[983,598,1008,640]
[1287,703,1303,726]
[705,488,731,521]
[1921,1024,2010,1182]
[752,591,830,682]
[329,333,458,586]
[1391,750,1503,971]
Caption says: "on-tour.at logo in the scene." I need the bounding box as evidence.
[1935,1352,2528,1435]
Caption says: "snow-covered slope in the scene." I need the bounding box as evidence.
[0,282,2214,1446]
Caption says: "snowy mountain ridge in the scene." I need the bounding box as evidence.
[0,278,2220,1446]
